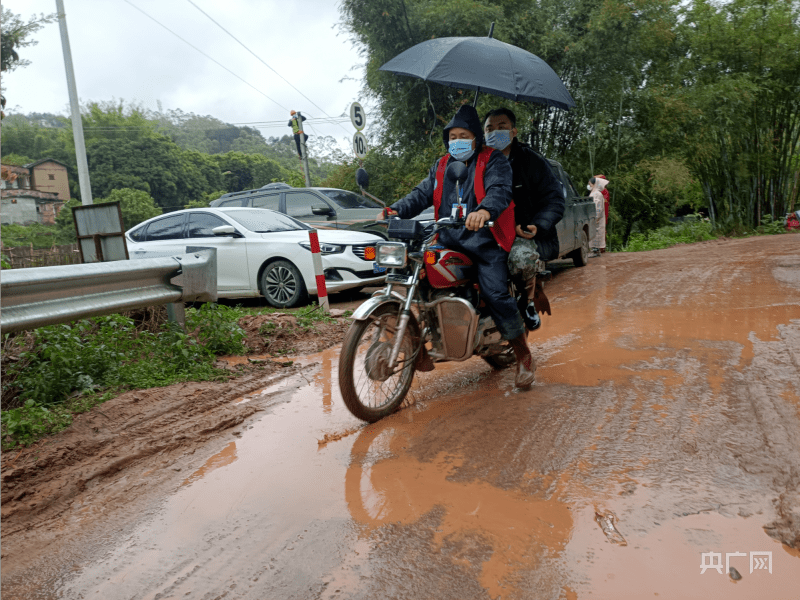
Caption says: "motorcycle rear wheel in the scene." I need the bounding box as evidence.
[339,304,419,422]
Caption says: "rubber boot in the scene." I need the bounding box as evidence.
[509,333,535,388]
[522,277,541,331]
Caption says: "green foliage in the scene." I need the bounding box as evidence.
[611,157,698,246]
[2,400,72,449]
[1,152,34,166]
[620,217,717,252]
[754,215,789,237]
[8,317,127,406]
[186,303,247,355]
[0,222,71,248]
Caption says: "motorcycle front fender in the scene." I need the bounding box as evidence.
[350,295,404,321]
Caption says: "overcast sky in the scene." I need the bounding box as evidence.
[2,0,372,151]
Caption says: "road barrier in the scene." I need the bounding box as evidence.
[307,229,330,313]
[0,250,217,334]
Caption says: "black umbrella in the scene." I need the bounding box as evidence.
[379,31,575,110]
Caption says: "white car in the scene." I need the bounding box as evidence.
[126,208,386,307]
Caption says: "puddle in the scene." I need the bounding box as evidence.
[346,419,574,598]
[181,441,238,487]
[565,506,800,599]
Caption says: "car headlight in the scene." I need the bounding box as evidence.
[376,242,407,268]
[298,242,344,255]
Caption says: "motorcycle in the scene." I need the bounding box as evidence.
[338,162,545,423]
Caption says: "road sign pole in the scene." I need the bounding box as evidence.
[297,111,312,188]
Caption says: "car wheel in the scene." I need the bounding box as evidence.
[567,228,589,267]
[261,260,308,308]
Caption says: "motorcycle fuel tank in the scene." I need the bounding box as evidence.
[425,248,474,289]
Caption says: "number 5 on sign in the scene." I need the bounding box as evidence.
[353,132,368,159]
[350,102,366,131]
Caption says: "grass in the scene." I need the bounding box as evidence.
[0,301,352,450]
[616,215,790,253]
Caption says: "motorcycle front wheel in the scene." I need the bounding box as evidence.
[338,304,419,422]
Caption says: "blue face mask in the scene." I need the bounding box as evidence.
[485,129,512,151]
[449,138,475,162]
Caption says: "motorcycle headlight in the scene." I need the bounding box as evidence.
[298,242,344,255]
[376,242,407,268]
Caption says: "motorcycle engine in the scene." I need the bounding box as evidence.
[428,285,477,307]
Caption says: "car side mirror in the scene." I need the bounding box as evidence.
[311,206,334,216]
[356,167,369,190]
[212,225,239,236]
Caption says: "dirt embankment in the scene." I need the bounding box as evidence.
[0,310,353,574]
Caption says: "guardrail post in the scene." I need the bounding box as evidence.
[166,303,186,331]
[307,229,330,314]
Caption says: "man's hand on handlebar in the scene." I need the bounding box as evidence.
[465,209,491,231]
[515,224,537,239]
[376,207,398,220]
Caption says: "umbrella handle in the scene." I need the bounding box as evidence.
[472,22,495,107]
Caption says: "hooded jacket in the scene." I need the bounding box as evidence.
[391,106,513,254]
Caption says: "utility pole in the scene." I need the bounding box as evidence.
[56,0,92,205]
[297,111,312,187]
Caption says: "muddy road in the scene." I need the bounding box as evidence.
[2,234,800,599]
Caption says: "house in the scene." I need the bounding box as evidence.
[1,159,69,225]
[27,158,71,202]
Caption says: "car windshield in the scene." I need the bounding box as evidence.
[320,189,383,209]
[222,209,310,232]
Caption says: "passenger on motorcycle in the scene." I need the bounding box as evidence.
[483,108,565,331]
[379,105,535,388]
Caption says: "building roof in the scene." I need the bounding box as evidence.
[1,164,31,176]
[1,189,61,201]
[25,158,69,169]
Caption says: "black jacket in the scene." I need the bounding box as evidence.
[507,139,565,245]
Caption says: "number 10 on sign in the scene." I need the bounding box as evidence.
[353,132,368,159]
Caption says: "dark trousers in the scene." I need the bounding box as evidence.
[294,133,308,157]
[444,241,525,341]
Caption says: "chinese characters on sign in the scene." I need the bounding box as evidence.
[700,551,772,574]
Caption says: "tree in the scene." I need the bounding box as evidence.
[1,9,56,114]
[642,0,800,229]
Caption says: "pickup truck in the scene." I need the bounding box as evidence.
[547,159,596,267]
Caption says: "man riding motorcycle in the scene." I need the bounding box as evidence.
[378,105,535,388]
[483,107,565,331]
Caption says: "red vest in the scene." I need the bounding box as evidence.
[432,147,516,252]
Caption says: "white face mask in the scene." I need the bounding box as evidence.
[485,129,513,151]
[587,184,592,191]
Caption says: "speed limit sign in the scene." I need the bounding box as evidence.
[353,132,368,158]
[350,102,366,131]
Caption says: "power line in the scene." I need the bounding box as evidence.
[185,0,353,137]
[121,0,290,113]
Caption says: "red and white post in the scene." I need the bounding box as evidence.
[307,229,329,313]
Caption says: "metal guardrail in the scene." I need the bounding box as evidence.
[0,250,217,334]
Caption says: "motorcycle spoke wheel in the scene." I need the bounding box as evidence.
[339,305,418,422]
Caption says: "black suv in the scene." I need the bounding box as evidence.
[210,185,388,237]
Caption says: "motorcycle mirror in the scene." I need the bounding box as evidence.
[445,161,468,185]
[355,167,369,190]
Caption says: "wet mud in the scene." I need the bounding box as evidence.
[2,234,799,599]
